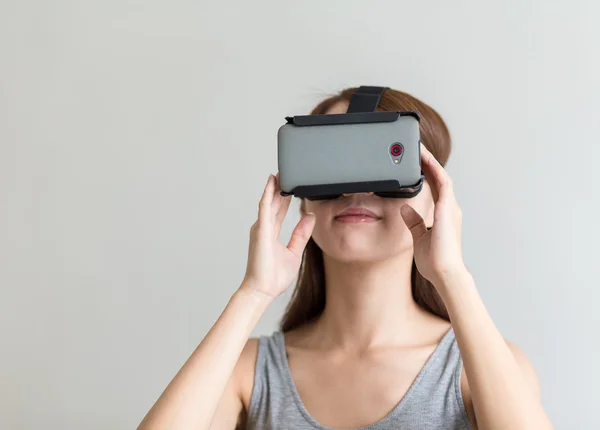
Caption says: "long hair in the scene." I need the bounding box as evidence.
[280,87,452,332]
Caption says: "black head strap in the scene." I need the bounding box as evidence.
[346,86,388,113]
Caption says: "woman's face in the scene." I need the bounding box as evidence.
[302,100,435,263]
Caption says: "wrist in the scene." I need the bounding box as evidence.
[435,267,474,297]
[235,281,276,309]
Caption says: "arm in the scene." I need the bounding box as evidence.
[439,270,552,430]
[400,143,552,430]
[137,174,316,430]
[137,286,270,430]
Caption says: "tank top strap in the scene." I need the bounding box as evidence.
[247,332,293,426]
[396,327,469,425]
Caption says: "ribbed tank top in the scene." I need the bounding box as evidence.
[247,327,471,429]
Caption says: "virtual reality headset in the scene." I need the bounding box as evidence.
[277,86,424,201]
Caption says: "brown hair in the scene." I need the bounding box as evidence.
[280,87,452,332]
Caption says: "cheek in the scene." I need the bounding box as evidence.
[301,199,315,216]
[302,200,333,220]
[386,188,434,225]
[300,201,333,242]
[311,223,328,247]
[381,213,414,246]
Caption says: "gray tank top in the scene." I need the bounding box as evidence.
[247,327,471,429]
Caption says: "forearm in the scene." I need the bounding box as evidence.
[438,271,552,430]
[138,283,272,430]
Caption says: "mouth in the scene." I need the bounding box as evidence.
[334,207,381,224]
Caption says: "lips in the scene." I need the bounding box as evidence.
[334,207,381,222]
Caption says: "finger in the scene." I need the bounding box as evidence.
[287,213,316,257]
[420,142,453,203]
[274,194,292,238]
[258,174,275,228]
[270,173,285,219]
[400,204,428,242]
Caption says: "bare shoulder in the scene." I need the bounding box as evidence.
[210,338,260,430]
[459,338,542,429]
[235,338,261,410]
[504,339,541,397]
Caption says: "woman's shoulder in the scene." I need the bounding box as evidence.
[236,332,283,410]
[235,337,260,410]
[238,329,288,371]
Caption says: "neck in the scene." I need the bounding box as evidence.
[311,252,435,351]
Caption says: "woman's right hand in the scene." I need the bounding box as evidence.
[240,174,316,300]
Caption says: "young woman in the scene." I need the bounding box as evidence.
[137,88,553,430]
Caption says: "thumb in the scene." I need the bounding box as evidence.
[400,204,427,242]
[287,212,316,257]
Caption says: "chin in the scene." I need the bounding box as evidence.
[317,237,393,264]
[314,230,413,264]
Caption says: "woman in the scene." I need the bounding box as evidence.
[137,88,553,429]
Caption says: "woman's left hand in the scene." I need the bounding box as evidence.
[400,143,468,289]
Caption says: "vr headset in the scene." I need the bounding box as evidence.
[277,86,424,201]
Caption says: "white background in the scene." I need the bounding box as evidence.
[1,1,599,429]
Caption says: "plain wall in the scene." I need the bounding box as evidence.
[1,1,599,429]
